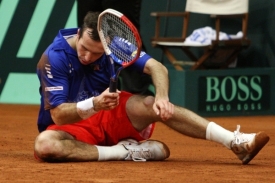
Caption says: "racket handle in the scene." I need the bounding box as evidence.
[109,79,117,93]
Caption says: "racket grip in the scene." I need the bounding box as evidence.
[109,79,117,93]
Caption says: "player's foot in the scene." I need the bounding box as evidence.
[122,140,170,162]
[231,125,269,165]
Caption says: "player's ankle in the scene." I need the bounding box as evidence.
[206,122,234,149]
[96,145,128,161]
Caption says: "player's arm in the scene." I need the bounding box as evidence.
[143,58,169,98]
[50,88,120,125]
[143,58,174,121]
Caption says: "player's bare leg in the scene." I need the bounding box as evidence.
[35,130,127,162]
[126,95,209,138]
[126,95,269,164]
[34,130,169,162]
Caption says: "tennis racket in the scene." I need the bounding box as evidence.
[97,9,142,92]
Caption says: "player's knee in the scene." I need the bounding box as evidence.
[143,96,155,107]
[34,131,60,161]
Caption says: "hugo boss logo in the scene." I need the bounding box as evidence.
[198,75,270,113]
[206,76,262,102]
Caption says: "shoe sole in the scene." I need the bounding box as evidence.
[242,131,270,165]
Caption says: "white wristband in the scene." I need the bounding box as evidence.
[76,97,97,119]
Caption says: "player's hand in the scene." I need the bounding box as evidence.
[153,97,174,121]
[93,88,121,111]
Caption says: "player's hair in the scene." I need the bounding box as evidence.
[79,11,100,41]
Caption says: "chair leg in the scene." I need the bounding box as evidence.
[191,51,214,70]
[181,47,198,61]
[160,47,184,71]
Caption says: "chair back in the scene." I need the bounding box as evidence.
[185,0,249,15]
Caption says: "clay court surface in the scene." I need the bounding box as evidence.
[0,104,274,182]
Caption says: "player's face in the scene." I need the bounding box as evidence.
[76,29,105,65]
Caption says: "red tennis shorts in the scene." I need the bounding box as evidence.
[47,91,155,146]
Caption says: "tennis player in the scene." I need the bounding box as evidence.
[34,11,269,164]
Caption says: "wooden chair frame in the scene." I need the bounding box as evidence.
[151,10,250,70]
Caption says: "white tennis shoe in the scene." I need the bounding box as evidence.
[117,139,139,146]
[120,139,170,162]
[231,125,269,164]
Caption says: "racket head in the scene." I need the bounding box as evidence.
[97,9,142,68]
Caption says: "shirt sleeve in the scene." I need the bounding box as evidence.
[127,51,152,72]
[37,49,71,110]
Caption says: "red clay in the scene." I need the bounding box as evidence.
[0,104,274,182]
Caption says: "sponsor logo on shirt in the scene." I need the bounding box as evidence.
[45,86,63,91]
[140,51,146,57]
[47,74,53,78]
[45,64,53,78]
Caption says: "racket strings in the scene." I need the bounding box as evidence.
[101,14,139,64]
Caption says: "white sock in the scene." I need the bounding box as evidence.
[95,144,128,161]
[206,122,235,149]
